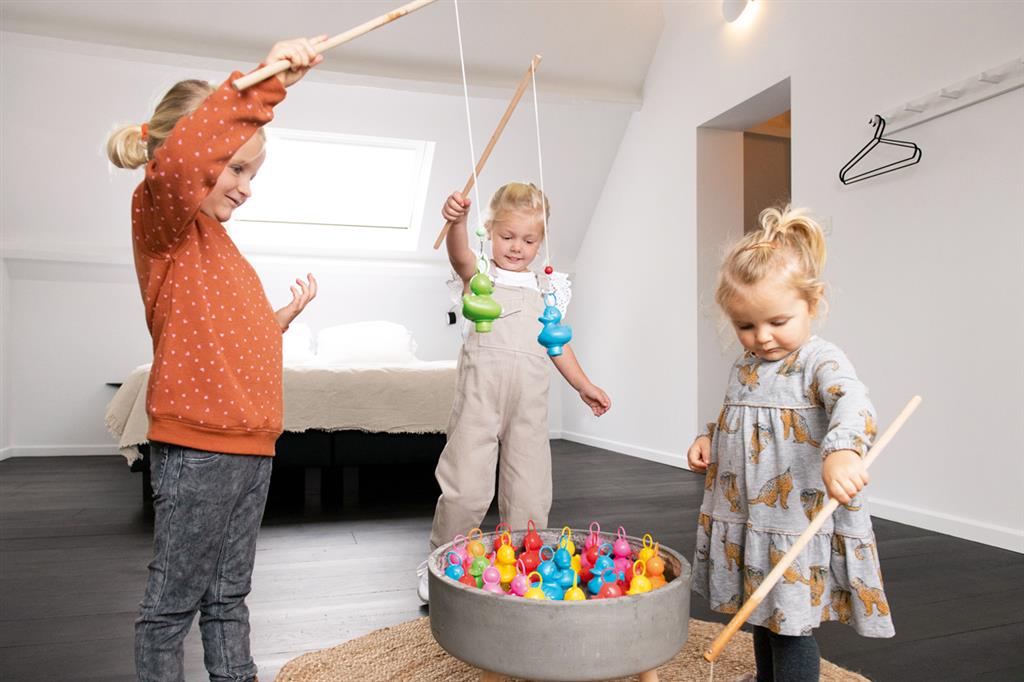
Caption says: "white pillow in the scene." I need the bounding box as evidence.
[282,322,316,365]
[315,321,418,365]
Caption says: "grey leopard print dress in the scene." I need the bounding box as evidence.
[692,336,894,638]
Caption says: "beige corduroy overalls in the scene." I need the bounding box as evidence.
[429,275,553,549]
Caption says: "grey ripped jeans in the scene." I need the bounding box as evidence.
[135,443,272,682]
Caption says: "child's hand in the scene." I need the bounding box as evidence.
[275,273,318,331]
[822,449,870,505]
[687,436,711,473]
[442,191,470,226]
[266,37,327,87]
[578,383,611,416]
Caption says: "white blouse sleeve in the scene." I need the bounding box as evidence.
[549,271,572,318]
[446,271,465,307]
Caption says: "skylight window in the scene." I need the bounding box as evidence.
[228,128,434,255]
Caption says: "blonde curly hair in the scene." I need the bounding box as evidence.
[715,205,829,313]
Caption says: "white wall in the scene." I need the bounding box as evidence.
[0,32,626,454]
[565,2,1024,551]
[0,259,10,459]
[696,129,744,429]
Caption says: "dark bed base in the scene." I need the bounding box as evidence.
[130,430,447,510]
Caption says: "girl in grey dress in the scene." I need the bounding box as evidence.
[688,206,893,682]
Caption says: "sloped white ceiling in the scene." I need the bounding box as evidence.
[0,0,664,103]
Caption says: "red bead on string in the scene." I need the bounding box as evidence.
[544,265,553,275]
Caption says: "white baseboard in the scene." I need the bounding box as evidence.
[3,444,120,458]
[559,430,687,469]
[0,446,13,462]
[868,497,1024,554]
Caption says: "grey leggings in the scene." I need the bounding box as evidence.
[135,443,272,682]
[753,625,821,682]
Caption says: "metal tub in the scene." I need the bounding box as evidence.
[429,529,691,681]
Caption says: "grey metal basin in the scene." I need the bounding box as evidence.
[429,529,691,681]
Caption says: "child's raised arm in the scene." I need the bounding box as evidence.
[135,37,323,256]
[442,191,478,283]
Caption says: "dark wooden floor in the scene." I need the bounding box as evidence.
[1,441,1022,681]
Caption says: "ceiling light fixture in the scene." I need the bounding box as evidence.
[722,0,753,23]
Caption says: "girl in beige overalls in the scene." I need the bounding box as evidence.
[419,182,611,602]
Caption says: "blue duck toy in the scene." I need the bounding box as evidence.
[537,293,572,356]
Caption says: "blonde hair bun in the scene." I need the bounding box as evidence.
[715,205,829,310]
[106,123,148,169]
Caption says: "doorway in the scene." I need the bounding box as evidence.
[694,79,791,432]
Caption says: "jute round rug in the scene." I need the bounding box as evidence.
[275,617,869,681]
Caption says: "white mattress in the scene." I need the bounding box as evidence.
[105,361,457,464]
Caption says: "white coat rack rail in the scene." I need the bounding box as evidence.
[879,56,1023,134]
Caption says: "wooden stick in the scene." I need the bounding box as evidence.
[233,0,438,90]
[432,55,543,249]
[703,395,923,663]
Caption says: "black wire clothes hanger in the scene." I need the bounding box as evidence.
[839,114,922,184]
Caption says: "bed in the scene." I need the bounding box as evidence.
[105,321,456,507]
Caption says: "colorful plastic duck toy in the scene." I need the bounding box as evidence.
[536,546,559,582]
[491,522,514,552]
[541,579,565,601]
[587,567,609,596]
[523,520,544,552]
[563,571,587,601]
[450,534,470,563]
[510,559,530,597]
[593,543,615,573]
[595,569,623,599]
[495,532,518,585]
[626,560,653,595]
[520,548,541,574]
[463,270,501,333]
[558,526,576,557]
[482,561,505,594]
[646,553,667,589]
[467,528,487,558]
[536,293,572,356]
[496,533,517,566]
[523,572,547,600]
[584,522,602,552]
[638,534,658,563]
[444,552,465,581]
[554,544,573,571]
[469,555,489,588]
[613,527,632,559]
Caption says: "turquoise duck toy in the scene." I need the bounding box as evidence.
[537,295,572,356]
[462,272,502,333]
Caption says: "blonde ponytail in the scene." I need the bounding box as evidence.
[715,205,829,311]
[106,79,216,170]
[106,123,149,169]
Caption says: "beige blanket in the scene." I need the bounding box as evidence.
[105,361,457,464]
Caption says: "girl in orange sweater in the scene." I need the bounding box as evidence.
[107,38,322,682]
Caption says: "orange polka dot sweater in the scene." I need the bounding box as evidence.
[131,72,287,456]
